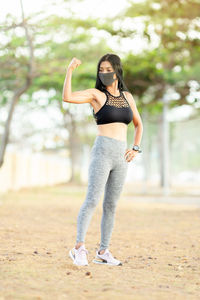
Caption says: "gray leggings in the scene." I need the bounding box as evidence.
[76,135,128,251]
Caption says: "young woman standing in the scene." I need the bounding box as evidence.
[62,53,143,266]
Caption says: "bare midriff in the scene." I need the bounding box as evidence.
[96,122,128,142]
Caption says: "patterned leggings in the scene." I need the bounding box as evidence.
[76,135,128,251]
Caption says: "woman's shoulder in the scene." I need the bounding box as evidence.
[122,90,131,96]
[93,88,107,93]
[121,91,137,108]
[92,88,107,99]
[122,90,135,100]
[89,88,105,96]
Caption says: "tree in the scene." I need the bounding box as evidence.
[0,4,113,182]
[92,0,200,192]
[0,0,35,167]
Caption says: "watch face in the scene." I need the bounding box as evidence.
[133,145,139,150]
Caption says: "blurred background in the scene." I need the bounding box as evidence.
[0,0,200,198]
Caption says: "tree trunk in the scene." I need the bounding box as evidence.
[68,118,78,183]
[158,96,170,195]
[0,86,29,167]
[141,109,152,194]
[0,0,34,168]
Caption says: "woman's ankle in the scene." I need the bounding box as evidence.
[75,242,84,249]
[99,249,106,254]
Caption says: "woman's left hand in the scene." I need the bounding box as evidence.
[124,149,138,162]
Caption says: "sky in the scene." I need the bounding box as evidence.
[1,0,152,55]
[1,0,131,20]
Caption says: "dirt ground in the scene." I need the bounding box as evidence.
[0,184,200,300]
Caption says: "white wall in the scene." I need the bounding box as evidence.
[0,150,71,193]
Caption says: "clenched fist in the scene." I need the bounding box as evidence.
[68,57,82,71]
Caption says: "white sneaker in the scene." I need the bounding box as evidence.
[69,245,89,266]
[92,249,122,266]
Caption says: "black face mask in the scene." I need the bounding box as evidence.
[99,72,117,86]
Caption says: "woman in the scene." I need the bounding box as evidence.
[62,53,143,266]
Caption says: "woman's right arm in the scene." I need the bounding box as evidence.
[62,57,97,104]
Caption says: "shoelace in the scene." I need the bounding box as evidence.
[106,252,114,259]
[78,248,88,258]
[100,250,114,260]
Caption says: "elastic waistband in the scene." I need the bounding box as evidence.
[94,135,127,148]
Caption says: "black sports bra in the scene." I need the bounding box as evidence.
[93,89,133,125]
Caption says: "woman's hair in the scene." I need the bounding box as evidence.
[95,53,129,92]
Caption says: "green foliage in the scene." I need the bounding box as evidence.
[97,0,200,111]
[0,0,199,123]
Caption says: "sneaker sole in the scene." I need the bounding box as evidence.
[92,258,122,266]
[69,249,89,266]
[69,250,75,262]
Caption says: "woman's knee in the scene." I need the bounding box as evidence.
[103,201,117,214]
[81,196,99,211]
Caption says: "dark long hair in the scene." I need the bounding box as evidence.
[95,53,129,92]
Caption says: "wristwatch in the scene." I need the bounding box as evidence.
[132,145,142,153]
